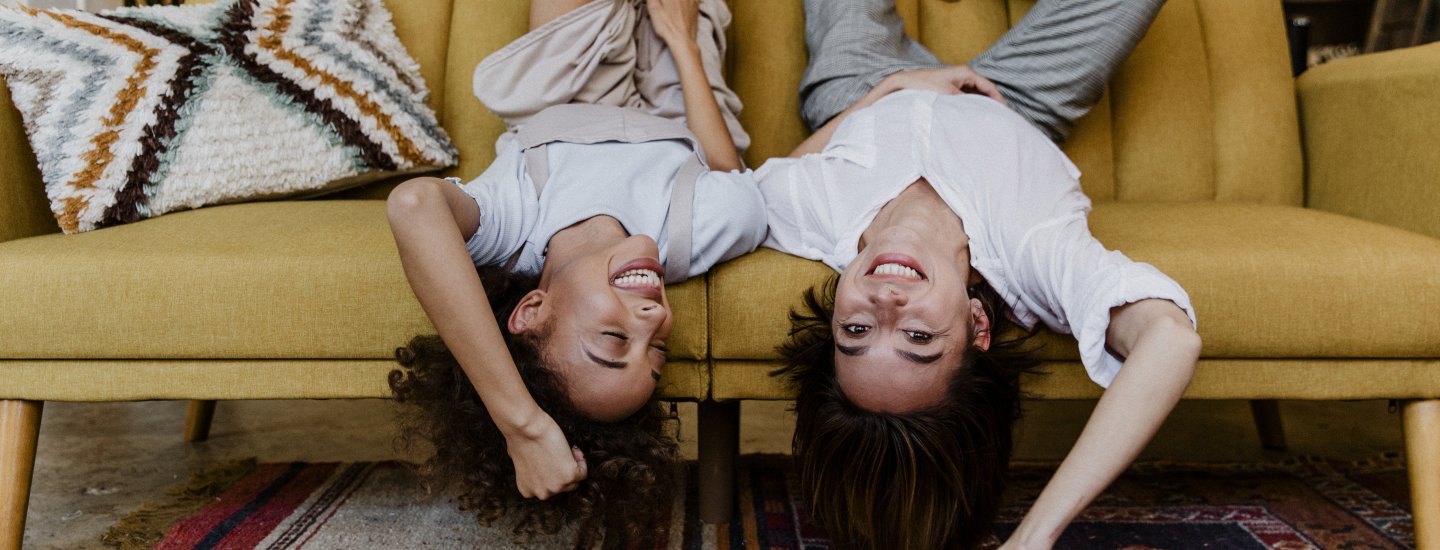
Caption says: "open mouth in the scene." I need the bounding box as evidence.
[866,254,927,281]
[612,268,662,288]
[611,258,665,299]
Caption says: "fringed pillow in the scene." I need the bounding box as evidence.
[0,0,457,233]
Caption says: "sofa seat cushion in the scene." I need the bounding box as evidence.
[710,203,1440,362]
[0,200,710,368]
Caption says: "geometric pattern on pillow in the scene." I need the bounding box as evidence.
[0,0,457,233]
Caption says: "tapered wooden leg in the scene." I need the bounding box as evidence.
[1249,400,1287,451]
[184,400,216,443]
[1405,399,1440,550]
[0,400,42,550]
[698,400,739,524]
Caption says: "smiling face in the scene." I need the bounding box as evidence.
[508,235,673,422]
[832,226,991,414]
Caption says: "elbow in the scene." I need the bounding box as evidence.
[386,177,446,226]
[1161,316,1202,373]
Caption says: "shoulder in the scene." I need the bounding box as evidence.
[694,170,766,229]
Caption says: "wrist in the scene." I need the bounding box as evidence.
[494,401,546,440]
[666,39,701,63]
[1008,519,1060,549]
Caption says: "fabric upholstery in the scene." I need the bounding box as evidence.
[0,359,709,400]
[711,359,1440,401]
[0,0,1437,408]
[710,203,1440,363]
[0,201,709,362]
[441,0,528,181]
[0,82,53,243]
[1300,42,1440,240]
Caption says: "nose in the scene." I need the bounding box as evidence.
[869,284,908,307]
[636,302,665,321]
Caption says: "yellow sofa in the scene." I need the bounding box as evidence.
[1,0,1438,547]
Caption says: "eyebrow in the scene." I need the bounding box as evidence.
[584,348,627,370]
[837,344,942,365]
[898,350,944,365]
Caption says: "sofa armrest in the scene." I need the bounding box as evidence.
[1298,43,1440,239]
[0,82,55,243]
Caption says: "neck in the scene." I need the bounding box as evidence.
[542,216,628,285]
[859,179,968,254]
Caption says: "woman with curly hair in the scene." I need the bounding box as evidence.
[385,0,763,546]
[759,0,1200,548]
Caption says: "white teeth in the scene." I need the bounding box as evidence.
[612,269,662,288]
[873,263,922,280]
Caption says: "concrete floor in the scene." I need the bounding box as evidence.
[23,398,1406,549]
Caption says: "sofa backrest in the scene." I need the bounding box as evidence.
[729,0,1305,205]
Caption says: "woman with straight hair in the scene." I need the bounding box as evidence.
[755,0,1200,547]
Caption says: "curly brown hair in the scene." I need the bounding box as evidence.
[773,276,1039,550]
[388,268,680,549]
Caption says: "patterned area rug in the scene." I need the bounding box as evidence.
[108,454,1414,549]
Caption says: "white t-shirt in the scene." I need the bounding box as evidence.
[458,135,766,281]
[754,90,1196,387]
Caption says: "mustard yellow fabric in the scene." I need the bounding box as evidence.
[728,0,809,166]
[0,201,709,361]
[709,203,1440,361]
[0,83,55,244]
[1300,43,1440,241]
[384,0,454,117]
[442,0,530,181]
[0,359,708,401]
[711,359,1440,401]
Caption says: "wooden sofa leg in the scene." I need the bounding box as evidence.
[1405,399,1440,550]
[0,400,42,550]
[698,400,739,524]
[184,400,216,443]
[1249,399,1287,451]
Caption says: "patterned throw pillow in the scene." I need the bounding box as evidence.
[0,0,457,233]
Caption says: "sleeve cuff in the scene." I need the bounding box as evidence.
[1076,261,1197,388]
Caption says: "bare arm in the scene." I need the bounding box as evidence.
[648,0,742,171]
[386,178,587,501]
[789,65,1005,158]
[1002,299,1200,549]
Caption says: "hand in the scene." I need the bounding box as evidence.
[647,0,701,50]
[503,411,588,500]
[876,65,1006,104]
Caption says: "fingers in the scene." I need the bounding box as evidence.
[949,65,1006,105]
[973,77,1006,105]
[573,446,589,479]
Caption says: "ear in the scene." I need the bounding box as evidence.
[507,289,548,335]
[969,297,991,352]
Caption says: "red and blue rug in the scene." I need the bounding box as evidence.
[110,454,1415,549]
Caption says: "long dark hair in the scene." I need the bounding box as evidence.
[389,268,680,549]
[773,276,1039,549]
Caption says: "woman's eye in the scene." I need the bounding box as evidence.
[603,331,628,341]
[905,330,933,342]
[842,324,870,336]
